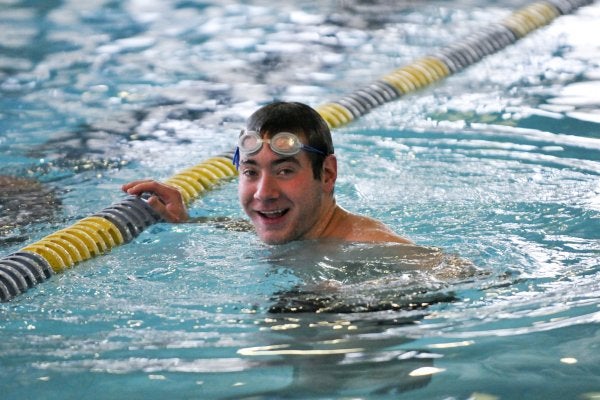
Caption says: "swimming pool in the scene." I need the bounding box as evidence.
[1,0,599,398]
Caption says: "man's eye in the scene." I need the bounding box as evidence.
[241,169,257,177]
[277,167,295,176]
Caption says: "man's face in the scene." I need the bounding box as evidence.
[237,139,334,245]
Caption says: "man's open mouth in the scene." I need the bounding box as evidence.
[257,209,288,219]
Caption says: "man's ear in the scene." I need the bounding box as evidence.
[321,154,337,194]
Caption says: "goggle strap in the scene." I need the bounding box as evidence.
[303,144,326,156]
[232,147,240,169]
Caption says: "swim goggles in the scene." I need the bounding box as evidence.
[233,130,326,169]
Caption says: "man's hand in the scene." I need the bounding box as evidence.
[122,180,189,223]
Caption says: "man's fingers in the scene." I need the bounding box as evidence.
[121,180,189,223]
[125,181,182,203]
[147,195,186,222]
[147,195,168,217]
[122,179,153,194]
[165,203,187,223]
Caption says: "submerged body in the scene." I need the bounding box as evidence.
[267,239,479,313]
[0,175,61,245]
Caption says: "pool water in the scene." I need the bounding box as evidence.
[1,0,599,399]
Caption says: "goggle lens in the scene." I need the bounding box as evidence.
[271,133,301,155]
[239,133,262,154]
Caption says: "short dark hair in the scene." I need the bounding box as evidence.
[245,101,334,179]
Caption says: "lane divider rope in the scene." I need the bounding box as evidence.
[316,0,593,128]
[0,0,593,301]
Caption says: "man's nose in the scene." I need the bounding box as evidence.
[254,173,280,201]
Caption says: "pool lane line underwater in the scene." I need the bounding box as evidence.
[0,0,595,302]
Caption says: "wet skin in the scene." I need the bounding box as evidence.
[237,145,336,244]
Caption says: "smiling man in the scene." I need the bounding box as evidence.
[123,101,411,245]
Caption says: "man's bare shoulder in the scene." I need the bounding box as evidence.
[326,206,412,244]
[347,214,412,244]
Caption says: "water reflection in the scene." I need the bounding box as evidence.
[200,240,480,397]
[236,311,437,398]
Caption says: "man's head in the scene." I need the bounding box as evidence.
[236,101,338,244]
[244,101,334,179]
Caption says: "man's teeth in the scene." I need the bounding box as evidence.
[261,210,285,218]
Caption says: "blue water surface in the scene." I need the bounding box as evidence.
[1,1,599,399]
